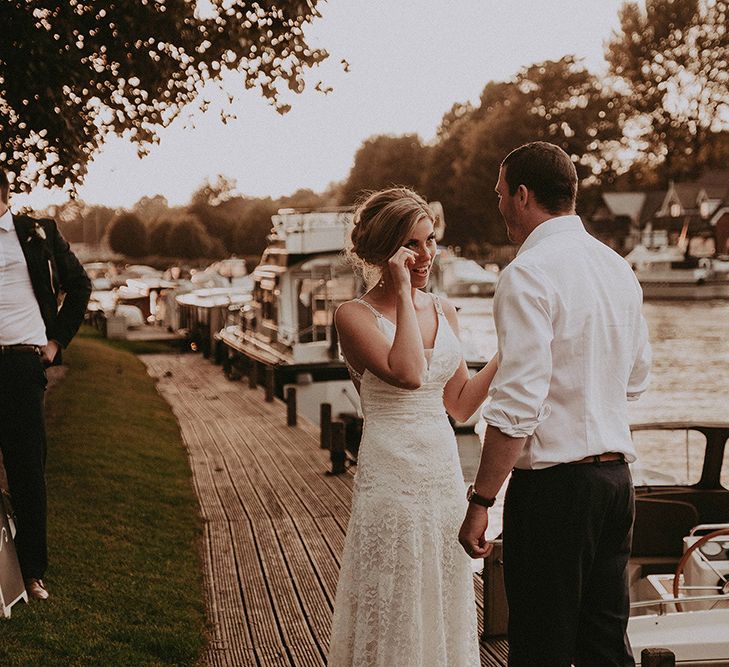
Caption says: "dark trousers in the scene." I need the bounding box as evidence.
[0,352,48,580]
[503,460,635,667]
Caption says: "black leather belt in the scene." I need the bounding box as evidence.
[571,452,625,465]
[0,344,42,356]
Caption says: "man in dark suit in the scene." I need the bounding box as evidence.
[0,169,91,600]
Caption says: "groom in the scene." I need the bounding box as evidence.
[0,168,91,600]
[459,142,651,666]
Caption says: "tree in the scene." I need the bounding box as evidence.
[148,218,177,257]
[422,57,622,247]
[132,195,172,225]
[232,198,278,256]
[107,212,147,257]
[166,215,210,259]
[606,0,729,180]
[278,188,327,209]
[0,1,328,190]
[338,134,430,205]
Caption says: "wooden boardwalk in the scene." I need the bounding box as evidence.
[142,353,508,667]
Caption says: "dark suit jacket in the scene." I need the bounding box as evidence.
[12,214,91,358]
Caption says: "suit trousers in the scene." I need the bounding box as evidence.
[0,351,48,580]
[503,459,635,667]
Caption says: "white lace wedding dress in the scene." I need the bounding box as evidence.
[328,294,479,667]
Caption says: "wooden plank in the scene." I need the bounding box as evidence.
[141,353,507,667]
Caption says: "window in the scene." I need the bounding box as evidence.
[670,202,681,217]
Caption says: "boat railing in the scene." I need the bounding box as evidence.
[630,593,729,614]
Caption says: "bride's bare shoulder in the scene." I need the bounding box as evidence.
[335,299,377,329]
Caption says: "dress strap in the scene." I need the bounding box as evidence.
[430,292,444,317]
[355,298,384,319]
[343,356,363,383]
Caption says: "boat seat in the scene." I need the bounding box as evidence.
[632,496,699,567]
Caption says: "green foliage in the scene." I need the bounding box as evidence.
[0,0,328,190]
[279,188,328,209]
[232,198,279,256]
[0,329,205,666]
[164,215,210,259]
[148,218,177,257]
[606,0,729,180]
[107,212,148,258]
[132,195,171,225]
[338,134,430,205]
[422,57,622,246]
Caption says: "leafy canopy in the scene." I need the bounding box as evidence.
[0,0,327,190]
[606,0,729,178]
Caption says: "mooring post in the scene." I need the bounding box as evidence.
[248,361,258,390]
[286,387,297,426]
[329,421,346,475]
[320,402,332,450]
[264,366,275,402]
[641,648,676,667]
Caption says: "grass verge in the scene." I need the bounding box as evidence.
[0,326,206,666]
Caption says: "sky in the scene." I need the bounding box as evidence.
[17,0,631,210]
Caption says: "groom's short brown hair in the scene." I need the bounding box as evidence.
[501,142,577,215]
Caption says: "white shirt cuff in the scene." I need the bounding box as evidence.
[482,403,551,438]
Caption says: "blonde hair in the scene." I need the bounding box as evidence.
[347,187,434,286]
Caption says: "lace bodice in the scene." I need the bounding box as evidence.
[342,293,461,388]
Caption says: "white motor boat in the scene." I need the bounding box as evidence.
[480,422,729,665]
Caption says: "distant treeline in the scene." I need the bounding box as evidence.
[46,1,729,259]
[52,179,335,260]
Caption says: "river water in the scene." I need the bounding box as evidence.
[453,297,729,513]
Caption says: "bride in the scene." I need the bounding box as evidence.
[328,187,498,666]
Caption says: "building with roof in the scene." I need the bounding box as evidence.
[588,169,729,257]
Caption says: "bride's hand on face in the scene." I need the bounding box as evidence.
[388,246,418,291]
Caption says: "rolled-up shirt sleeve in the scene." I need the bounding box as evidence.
[483,264,555,437]
[627,313,651,401]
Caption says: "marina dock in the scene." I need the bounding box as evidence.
[142,353,508,667]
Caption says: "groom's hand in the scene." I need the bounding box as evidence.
[458,504,492,559]
[41,339,60,365]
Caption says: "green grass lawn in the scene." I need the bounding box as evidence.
[0,327,206,666]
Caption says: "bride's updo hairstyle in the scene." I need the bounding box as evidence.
[348,187,435,286]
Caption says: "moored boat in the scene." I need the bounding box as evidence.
[626,245,729,300]
[480,421,729,663]
[217,207,362,429]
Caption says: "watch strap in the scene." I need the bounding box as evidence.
[467,484,496,508]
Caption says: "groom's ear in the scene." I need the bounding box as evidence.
[516,184,530,210]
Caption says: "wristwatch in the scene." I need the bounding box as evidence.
[466,484,496,508]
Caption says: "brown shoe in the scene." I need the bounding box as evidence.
[25,578,49,601]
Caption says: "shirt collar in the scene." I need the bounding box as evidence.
[517,215,584,256]
[0,208,13,232]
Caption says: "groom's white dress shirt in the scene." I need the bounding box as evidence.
[483,215,651,470]
[0,208,48,346]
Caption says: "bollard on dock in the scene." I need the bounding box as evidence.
[327,421,347,475]
[641,648,676,667]
[286,387,297,426]
[320,403,332,450]
[264,366,275,402]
